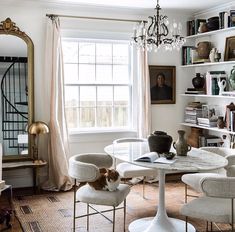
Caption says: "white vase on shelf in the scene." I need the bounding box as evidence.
[209,48,216,62]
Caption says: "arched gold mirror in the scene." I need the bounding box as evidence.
[0,18,34,161]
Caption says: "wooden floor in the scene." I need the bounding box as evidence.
[0,174,184,232]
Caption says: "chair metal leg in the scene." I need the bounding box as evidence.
[73,179,76,232]
[185,216,188,232]
[210,222,213,231]
[143,176,146,198]
[113,206,116,232]
[185,184,187,203]
[87,204,89,231]
[232,198,234,232]
[123,199,126,232]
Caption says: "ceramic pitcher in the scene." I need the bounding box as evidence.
[173,130,191,156]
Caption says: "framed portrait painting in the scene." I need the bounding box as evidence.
[149,65,176,104]
[224,36,235,61]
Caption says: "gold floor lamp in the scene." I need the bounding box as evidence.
[28,121,49,162]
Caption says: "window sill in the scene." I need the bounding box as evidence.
[69,129,137,143]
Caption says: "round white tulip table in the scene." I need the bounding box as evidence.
[104,142,228,232]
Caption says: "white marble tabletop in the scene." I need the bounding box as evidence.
[104,142,228,172]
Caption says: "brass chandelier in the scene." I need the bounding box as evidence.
[132,0,185,52]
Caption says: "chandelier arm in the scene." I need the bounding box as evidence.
[147,16,154,37]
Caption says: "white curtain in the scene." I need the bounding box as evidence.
[137,49,151,138]
[42,17,73,191]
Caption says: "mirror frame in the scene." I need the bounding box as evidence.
[0,18,34,162]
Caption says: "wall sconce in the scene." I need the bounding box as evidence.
[28,121,49,161]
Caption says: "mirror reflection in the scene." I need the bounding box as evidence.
[0,35,28,157]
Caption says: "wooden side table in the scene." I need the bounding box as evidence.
[2,160,47,193]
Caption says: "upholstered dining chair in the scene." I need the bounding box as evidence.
[68,153,130,232]
[181,147,235,203]
[181,176,235,232]
[114,138,158,198]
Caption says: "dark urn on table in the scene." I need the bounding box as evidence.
[148,131,173,154]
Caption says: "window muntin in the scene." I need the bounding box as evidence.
[62,39,132,131]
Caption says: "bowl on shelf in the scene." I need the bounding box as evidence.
[207,16,219,31]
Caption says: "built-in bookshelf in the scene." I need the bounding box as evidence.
[181,22,235,145]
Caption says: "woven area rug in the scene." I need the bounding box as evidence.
[12,182,230,232]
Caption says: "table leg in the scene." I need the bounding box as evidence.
[129,169,196,232]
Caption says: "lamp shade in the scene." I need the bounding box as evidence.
[28,121,49,135]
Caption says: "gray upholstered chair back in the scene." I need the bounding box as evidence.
[200,176,235,199]
[68,153,113,182]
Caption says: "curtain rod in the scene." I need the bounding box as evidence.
[46,14,147,23]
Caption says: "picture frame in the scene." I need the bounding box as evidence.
[224,36,235,61]
[149,65,176,104]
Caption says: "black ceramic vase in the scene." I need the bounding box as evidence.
[147,131,173,154]
[192,73,205,89]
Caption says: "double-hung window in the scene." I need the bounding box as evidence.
[62,39,133,132]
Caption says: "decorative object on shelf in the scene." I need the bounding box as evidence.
[224,36,235,61]
[217,116,225,129]
[198,22,208,33]
[206,71,227,95]
[187,127,203,148]
[147,131,173,154]
[28,121,50,161]
[217,79,226,95]
[209,48,217,62]
[229,65,235,90]
[206,16,220,31]
[173,130,191,156]
[192,73,205,89]
[214,51,221,62]
[132,0,185,52]
[149,65,176,104]
[197,41,211,59]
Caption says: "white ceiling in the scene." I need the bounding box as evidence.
[38,0,234,11]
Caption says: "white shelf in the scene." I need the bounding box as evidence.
[180,94,235,99]
[181,122,235,135]
[181,61,235,68]
[186,27,235,39]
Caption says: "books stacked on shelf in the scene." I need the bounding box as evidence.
[185,88,206,95]
[186,19,207,36]
[219,11,229,29]
[184,102,203,124]
[205,71,227,95]
[199,134,222,147]
[197,117,217,127]
[182,46,197,65]
[225,102,235,131]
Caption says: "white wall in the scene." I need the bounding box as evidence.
[0,0,190,186]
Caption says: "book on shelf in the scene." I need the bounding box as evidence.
[225,103,235,131]
[199,135,222,147]
[221,91,235,97]
[230,10,235,27]
[134,152,176,164]
[185,90,205,94]
[205,71,227,95]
